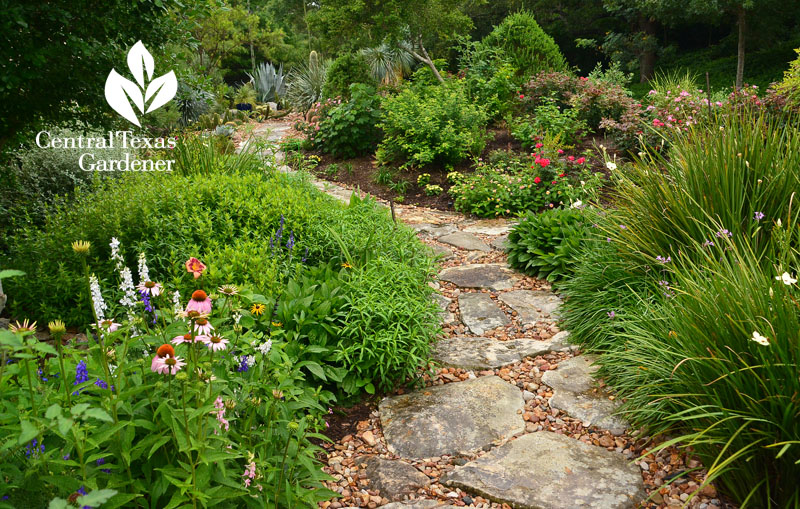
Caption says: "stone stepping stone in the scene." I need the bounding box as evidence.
[458,293,510,335]
[438,231,491,252]
[434,334,571,370]
[463,221,512,236]
[381,502,444,509]
[491,234,509,251]
[498,290,562,322]
[432,294,455,325]
[379,375,524,459]
[428,244,454,260]
[542,356,628,435]
[408,223,458,238]
[438,264,518,291]
[443,432,646,509]
[356,456,430,501]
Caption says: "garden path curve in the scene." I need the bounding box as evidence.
[248,123,648,509]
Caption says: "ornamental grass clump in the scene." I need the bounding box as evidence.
[560,104,800,506]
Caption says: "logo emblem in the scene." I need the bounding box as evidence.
[105,41,177,127]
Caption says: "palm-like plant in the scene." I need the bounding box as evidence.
[360,42,415,86]
[286,51,331,113]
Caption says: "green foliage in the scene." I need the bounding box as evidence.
[307,84,383,159]
[322,53,374,100]
[377,80,490,168]
[560,108,800,506]
[449,150,574,217]
[360,42,416,86]
[479,11,567,79]
[0,0,185,139]
[776,48,800,111]
[458,41,519,120]
[510,98,588,146]
[233,83,258,107]
[0,125,131,249]
[248,62,287,103]
[171,133,267,176]
[0,263,337,507]
[286,51,332,112]
[507,207,591,281]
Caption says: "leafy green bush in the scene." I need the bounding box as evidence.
[480,11,567,79]
[449,147,600,217]
[458,41,518,120]
[507,207,591,281]
[510,98,588,146]
[0,125,131,249]
[306,84,383,159]
[560,108,800,506]
[323,53,374,100]
[377,80,490,168]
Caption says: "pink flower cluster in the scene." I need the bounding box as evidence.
[213,396,230,432]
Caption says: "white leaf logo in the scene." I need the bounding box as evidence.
[105,41,177,126]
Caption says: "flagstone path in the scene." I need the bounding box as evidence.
[240,123,726,509]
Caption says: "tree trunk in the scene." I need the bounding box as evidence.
[638,15,657,83]
[408,36,444,84]
[736,5,746,89]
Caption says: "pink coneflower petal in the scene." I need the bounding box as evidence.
[137,281,163,297]
[202,334,229,352]
[193,318,214,335]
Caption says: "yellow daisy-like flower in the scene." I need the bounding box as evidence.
[250,303,266,316]
[271,321,282,327]
[71,240,91,255]
[341,262,352,269]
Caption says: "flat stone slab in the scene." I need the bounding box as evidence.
[409,223,458,238]
[357,456,430,501]
[463,221,512,236]
[434,336,570,370]
[458,293,510,335]
[491,234,509,251]
[444,432,646,509]
[428,244,454,260]
[432,293,455,325]
[379,376,524,459]
[542,356,628,435]
[439,264,518,291]
[498,290,562,322]
[438,232,491,252]
[381,501,444,509]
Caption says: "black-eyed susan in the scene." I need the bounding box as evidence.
[341,262,352,268]
[250,303,266,316]
[271,321,282,327]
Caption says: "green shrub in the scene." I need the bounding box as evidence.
[0,125,132,249]
[523,71,636,132]
[458,41,518,119]
[450,146,601,217]
[510,98,588,146]
[507,207,591,281]
[377,80,490,168]
[310,84,383,159]
[287,51,331,112]
[480,11,567,80]
[323,53,374,100]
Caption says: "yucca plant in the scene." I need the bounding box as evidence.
[248,62,286,103]
[360,42,415,86]
[286,51,331,113]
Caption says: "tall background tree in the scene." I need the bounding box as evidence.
[0,0,195,144]
[310,0,474,83]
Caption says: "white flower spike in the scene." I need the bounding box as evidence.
[751,331,770,346]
